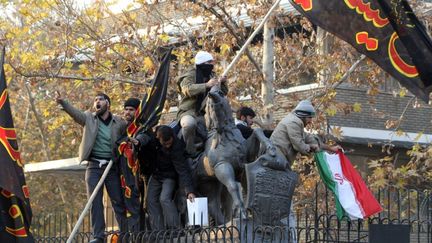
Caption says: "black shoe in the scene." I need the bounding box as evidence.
[88,238,104,243]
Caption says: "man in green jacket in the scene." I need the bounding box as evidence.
[177,51,228,155]
[56,92,127,243]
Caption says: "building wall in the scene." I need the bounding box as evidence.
[328,85,432,134]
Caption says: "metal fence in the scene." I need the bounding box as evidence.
[32,184,431,242]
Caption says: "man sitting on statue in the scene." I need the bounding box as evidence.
[176,51,228,156]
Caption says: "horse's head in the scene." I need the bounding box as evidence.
[205,86,234,133]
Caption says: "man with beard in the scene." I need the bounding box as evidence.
[235,106,256,139]
[56,92,127,243]
[177,51,228,155]
[117,97,156,233]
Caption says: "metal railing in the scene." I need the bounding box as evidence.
[32,184,432,242]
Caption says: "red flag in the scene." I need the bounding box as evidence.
[0,47,34,242]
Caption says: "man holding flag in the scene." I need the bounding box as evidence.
[270,99,341,164]
[115,47,173,233]
[0,47,34,242]
[116,97,156,233]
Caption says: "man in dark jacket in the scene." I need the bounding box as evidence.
[116,97,144,233]
[56,92,127,243]
[177,51,228,155]
[235,106,256,139]
[235,106,272,139]
[146,125,196,230]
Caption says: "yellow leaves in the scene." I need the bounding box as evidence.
[352,102,362,112]
[368,160,381,169]
[102,60,113,69]
[373,178,388,188]
[172,49,192,65]
[18,8,32,17]
[65,61,73,69]
[158,34,170,43]
[76,37,85,47]
[220,43,230,56]
[395,129,405,137]
[330,126,343,140]
[373,167,385,178]
[413,132,424,142]
[385,119,400,129]
[21,52,32,65]
[143,57,154,71]
[325,105,337,116]
[399,88,407,97]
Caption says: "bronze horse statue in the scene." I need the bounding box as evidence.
[189,86,289,225]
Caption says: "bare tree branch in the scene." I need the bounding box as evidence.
[191,1,264,77]
[312,54,366,101]
[9,63,146,85]
[24,81,52,161]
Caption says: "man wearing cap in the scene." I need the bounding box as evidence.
[271,100,341,163]
[177,51,228,155]
[270,99,340,243]
[116,97,149,233]
[55,92,127,243]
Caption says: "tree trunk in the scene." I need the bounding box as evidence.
[261,20,275,127]
[24,81,52,161]
[316,27,334,84]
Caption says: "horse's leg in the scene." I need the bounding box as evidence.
[246,128,276,161]
[214,163,245,213]
[208,182,225,225]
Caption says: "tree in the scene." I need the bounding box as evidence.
[1,0,430,214]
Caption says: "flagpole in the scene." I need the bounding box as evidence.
[221,0,283,78]
[66,160,114,243]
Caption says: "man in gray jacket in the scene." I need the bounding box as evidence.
[56,92,127,243]
[270,99,340,243]
[270,99,340,164]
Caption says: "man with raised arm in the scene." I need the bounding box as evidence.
[56,92,127,243]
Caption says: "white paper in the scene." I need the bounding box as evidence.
[187,197,209,226]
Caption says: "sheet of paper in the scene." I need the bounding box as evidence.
[187,197,208,226]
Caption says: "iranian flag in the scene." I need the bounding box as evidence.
[315,151,382,220]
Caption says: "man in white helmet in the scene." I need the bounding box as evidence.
[271,99,341,164]
[176,51,228,155]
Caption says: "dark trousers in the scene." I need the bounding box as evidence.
[146,176,179,230]
[85,166,126,240]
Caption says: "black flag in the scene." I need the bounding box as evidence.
[116,48,172,230]
[0,47,34,242]
[126,47,173,136]
[290,0,432,102]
